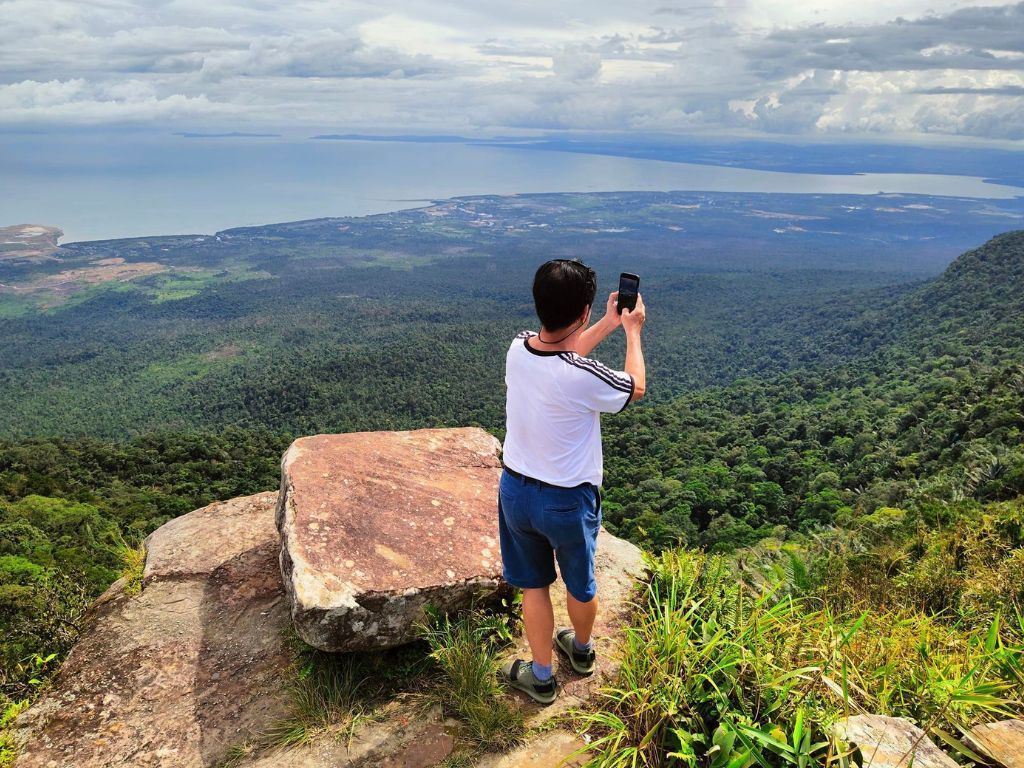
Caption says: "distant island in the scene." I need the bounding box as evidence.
[312,133,489,143]
[173,131,282,139]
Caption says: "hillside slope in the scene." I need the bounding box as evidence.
[602,231,1024,550]
[1,230,1022,711]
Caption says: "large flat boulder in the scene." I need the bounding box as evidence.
[277,427,507,652]
[12,493,292,768]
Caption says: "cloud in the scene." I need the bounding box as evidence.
[750,70,846,133]
[196,31,447,80]
[0,78,229,122]
[0,0,1021,143]
[913,84,1024,94]
[551,45,602,82]
[749,2,1024,77]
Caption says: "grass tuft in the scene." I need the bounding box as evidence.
[418,605,526,753]
[219,631,429,765]
[107,529,146,597]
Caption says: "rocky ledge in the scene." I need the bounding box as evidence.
[10,428,647,767]
[10,493,292,768]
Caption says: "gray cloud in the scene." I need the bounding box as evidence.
[750,3,1024,77]
[914,85,1024,94]
[552,46,602,82]
[0,0,1022,143]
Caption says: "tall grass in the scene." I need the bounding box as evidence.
[576,550,1024,767]
[418,606,525,753]
[107,528,145,597]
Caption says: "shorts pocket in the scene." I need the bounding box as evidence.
[544,502,581,515]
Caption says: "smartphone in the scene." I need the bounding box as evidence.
[617,272,640,314]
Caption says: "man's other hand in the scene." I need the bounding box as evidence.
[621,293,646,333]
[603,292,622,328]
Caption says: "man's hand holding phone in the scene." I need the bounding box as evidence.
[602,291,623,328]
[621,293,645,334]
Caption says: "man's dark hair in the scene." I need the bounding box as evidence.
[533,259,598,331]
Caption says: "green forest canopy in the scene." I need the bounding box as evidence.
[1,229,1023,715]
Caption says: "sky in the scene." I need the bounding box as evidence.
[1,0,1023,143]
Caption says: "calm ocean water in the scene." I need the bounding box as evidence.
[3,132,1022,242]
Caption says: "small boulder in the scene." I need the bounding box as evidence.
[965,719,1024,768]
[277,427,507,652]
[834,715,957,768]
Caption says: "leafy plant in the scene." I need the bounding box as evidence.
[0,698,29,768]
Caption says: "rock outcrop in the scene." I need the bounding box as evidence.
[11,428,649,767]
[965,719,1024,768]
[277,428,508,652]
[834,715,957,768]
[11,493,292,768]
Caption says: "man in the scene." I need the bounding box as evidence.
[497,258,646,704]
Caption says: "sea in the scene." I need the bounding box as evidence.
[3,131,1023,242]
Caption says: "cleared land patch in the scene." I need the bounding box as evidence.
[0,224,63,262]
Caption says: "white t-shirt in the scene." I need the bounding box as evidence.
[502,330,634,487]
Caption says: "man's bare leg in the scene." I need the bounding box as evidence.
[522,586,554,667]
[566,590,598,645]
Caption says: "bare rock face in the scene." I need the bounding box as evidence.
[965,719,1024,768]
[12,493,291,768]
[277,427,507,652]
[834,716,957,768]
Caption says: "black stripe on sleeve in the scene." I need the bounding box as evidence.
[617,375,635,412]
[561,353,633,391]
[558,353,633,393]
[573,354,633,389]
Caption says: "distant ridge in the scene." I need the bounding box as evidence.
[898,229,1024,350]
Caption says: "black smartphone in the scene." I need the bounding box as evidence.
[617,272,640,314]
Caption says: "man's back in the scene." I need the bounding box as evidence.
[502,330,634,488]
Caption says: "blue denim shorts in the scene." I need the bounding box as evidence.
[497,468,602,602]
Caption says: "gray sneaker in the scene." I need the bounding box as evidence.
[555,629,596,675]
[498,659,558,705]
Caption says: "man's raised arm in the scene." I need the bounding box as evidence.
[575,291,621,357]
[621,294,646,402]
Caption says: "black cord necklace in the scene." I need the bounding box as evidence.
[537,317,585,345]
